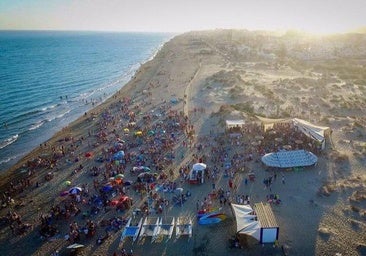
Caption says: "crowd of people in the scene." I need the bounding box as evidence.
[0,77,325,255]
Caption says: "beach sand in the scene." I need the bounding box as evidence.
[1,30,366,256]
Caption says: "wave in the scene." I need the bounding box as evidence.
[0,154,20,165]
[0,134,19,149]
[6,109,42,127]
[46,109,71,122]
[41,104,57,112]
[28,121,45,131]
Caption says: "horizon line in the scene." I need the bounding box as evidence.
[0,27,365,36]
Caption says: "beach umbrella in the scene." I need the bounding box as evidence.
[193,163,207,171]
[119,195,130,202]
[64,180,71,186]
[85,152,93,158]
[138,172,150,178]
[148,130,155,136]
[113,150,125,160]
[135,131,143,136]
[138,172,157,182]
[115,173,124,179]
[175,187,184,193]
[143,166,151,172]
[123,128,129,133]
[283,145,292,150]
[103,183,113,192]
[69,187,82,194]
[124,180,133,186]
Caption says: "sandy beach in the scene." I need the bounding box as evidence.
[1,30,366,256]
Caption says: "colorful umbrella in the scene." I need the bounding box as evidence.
[69,186,82,194]
[103,183,113,192]
[85,152,93,158]
[115,173,124,179]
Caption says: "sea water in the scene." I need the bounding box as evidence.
[0,31,173,170]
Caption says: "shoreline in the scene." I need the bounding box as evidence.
[0,31,173,172]
[1,30,366,256]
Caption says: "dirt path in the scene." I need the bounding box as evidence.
[183,62,201,119]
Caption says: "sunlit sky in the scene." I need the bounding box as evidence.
[0,0,365,34]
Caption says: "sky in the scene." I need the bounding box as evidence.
[0,0,365,34]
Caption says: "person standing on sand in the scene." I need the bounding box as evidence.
[282,174,285,184]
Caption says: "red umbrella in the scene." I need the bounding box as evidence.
[85,152,93,158]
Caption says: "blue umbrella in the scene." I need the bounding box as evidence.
[103,183,113,192]
[123,180,133,186]
[113,150,125,160]
[69,186,82,194]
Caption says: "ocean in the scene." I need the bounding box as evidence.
[0,31,173,171]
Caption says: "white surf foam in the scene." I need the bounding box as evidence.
[0,134,19,149]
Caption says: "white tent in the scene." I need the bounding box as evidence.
[256,116,291,131]
[188,163,207,184]
[231,203,279,244]
[192,163,207,171]
[231,204,260,241]
[261,149,318,168]
[256,116,331,150]
[226,120,245,129]
[292,118,330,150]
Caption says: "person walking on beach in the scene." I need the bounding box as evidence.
[281,174,285,184]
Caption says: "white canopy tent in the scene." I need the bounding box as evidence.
[188,163,207,184]
[256,116,290,131]
[231,204,260,241]
[226,120,245,129]
[231,203,279,244]
[256,116,331,150]
[292,118,330,150]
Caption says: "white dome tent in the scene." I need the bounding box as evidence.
[261,149,318,168]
